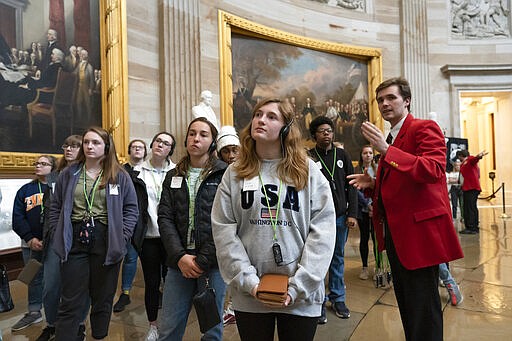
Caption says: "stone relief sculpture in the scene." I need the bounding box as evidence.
[311,0,367,13]
[451,0,510,38]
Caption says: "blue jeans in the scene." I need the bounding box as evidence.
[439,263,456,287]
[326,215,348,303]
[120,241,138,291]
[43,247,90,326]
[21,247,43,312]
[159,267,226,341]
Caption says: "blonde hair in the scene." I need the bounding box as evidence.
[234,98,309,191]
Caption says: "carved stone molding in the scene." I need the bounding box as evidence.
[441,64,512,136]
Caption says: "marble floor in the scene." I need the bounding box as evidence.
[1,199,512,340]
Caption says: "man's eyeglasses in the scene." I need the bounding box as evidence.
[130,145,145,151]
[317,128,333,134]
[154,138,173,147]
[61,144,80,150]
[33,161,52,167]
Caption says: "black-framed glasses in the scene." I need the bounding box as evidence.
[33,161,52,167]
[154,138,172,147]
[317,128,333,134]
[61,144,80,150]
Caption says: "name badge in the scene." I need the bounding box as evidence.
[243,176,259,191]
[171,176,183,188]
[109,184,119,195]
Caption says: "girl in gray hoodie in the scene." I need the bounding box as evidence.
[212,98,336,341]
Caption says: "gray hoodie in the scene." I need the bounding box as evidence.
[212,159,335,317]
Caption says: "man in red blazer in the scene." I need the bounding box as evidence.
[348,77,463,341]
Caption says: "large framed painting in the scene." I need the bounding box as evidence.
[0,0,128,176]
[218,10,382,160]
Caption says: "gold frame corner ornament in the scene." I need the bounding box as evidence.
[0,0,129,176]
[218,10,383,128]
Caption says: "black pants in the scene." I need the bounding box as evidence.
[449,186,462,219]
[385,225,443,341]
[139,237,167,322]
[55,222,121,340]
[463,189,480,230]
[357,212,375,267]
[235,311,318,341]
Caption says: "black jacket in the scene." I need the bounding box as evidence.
[308,145,357,218]
[124,163,149,253]
[158,159,227,272]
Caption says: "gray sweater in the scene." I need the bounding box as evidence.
[212,159,335,317]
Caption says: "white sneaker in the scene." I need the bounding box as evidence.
[359,267,369,280]
[146,325,158,341]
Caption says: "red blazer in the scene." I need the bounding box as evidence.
[373,114,463,270]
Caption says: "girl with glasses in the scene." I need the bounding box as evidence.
[36,135,88,341]
[123,132,176,341]
[11,154,56,332]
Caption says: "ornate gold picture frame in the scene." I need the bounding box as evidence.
[0,0,128,176]
[218,10,382,158]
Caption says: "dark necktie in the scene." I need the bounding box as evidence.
[378,133,393,217]
[386,133,393,145]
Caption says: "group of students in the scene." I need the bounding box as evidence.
[11,77,472,341]
[12,96,338,341]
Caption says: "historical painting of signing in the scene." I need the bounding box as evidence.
[232,34,369,159]
[0,0,102,154]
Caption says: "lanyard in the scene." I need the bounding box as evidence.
[37,181,44,213]
[258,173,282,241]
[315,147,336,182]
[83,166,103,214]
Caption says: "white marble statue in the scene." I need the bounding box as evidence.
[192,90,219,130]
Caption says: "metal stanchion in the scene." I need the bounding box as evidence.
[489,172,496,199]
[500,182,509,218]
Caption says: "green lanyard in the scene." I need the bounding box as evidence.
[83,166,103,215]
[315,147,336,182]
[37,181,44,213]
[258,173,282,241]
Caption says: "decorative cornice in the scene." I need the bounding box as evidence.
[441,64,512,75]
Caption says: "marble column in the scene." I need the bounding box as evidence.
[400,0,431,118]
[160,0,201,137]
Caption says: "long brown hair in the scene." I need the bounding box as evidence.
[175,117,218,178]
[234,98,309,191]
[357,145,378,174]
[57,134,82,171]
[76,126,125,188]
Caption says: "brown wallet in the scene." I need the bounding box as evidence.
[17,258,42,285]
[256,273,289,304]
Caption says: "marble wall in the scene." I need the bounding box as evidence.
[125,0,512,160]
